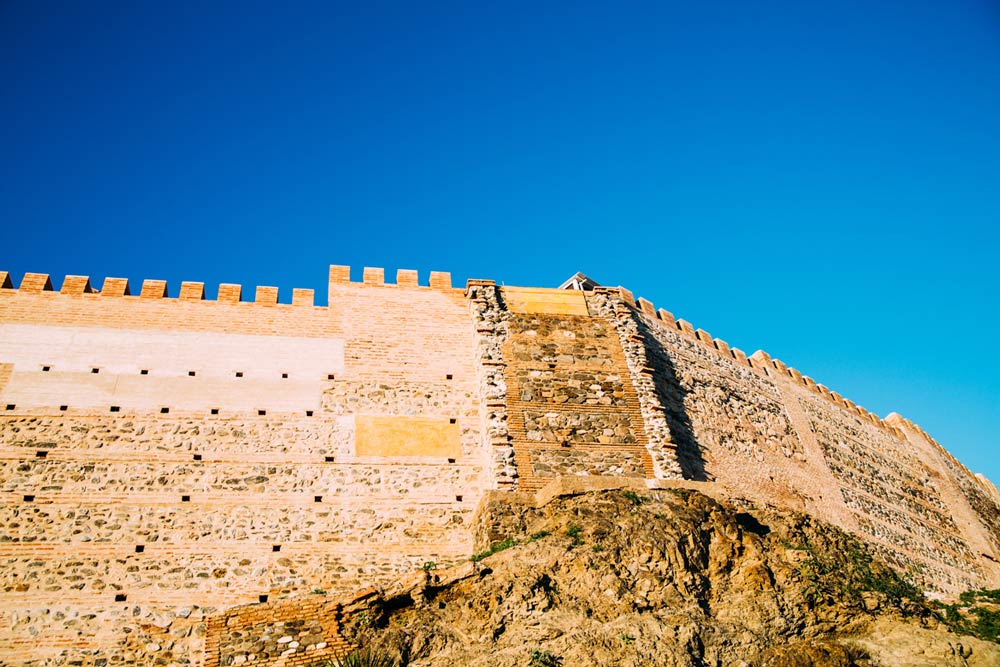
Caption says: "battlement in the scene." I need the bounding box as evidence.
[0,270,321,307]
[0,267,974,485]
[614,286,906,439]
[0,265,458,312]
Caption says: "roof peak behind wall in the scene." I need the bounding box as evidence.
[558,272,600,290]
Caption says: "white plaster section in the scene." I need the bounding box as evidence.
[0,324,344,412]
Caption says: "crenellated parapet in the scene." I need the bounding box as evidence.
[615,285,910,440]
[0,265,458,313]
[0,270,320,308]
[328,264,453,290]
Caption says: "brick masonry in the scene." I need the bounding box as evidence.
[0,266,998,666]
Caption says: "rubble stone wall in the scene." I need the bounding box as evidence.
[621,288,1000,595]
[498,290,653,492]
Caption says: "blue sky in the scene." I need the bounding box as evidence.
[2,2,998,483]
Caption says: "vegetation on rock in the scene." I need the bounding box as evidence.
[936,589,1000,644]
[321,648,397,667]
[318,488,1000,667]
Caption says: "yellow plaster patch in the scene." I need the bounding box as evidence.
[354,415,460,458]
[501,287,589,316]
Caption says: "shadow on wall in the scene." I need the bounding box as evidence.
[634,316,710,482]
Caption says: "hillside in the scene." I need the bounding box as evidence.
[329,487,1000,667]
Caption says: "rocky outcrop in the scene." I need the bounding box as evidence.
[328,487,1000,667]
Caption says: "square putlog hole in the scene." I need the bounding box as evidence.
[115,593,127,602]
[181,495,190,502]
[109,406,120,413]
[135,545,145,553]
[272,545,281,552]
[41,366,50,372]
[314,495,322,503]
[5,404,15,411]
[140,369,149,375]
[23,494,35,502]
[210,408,219,415]
[235,371,244,378]
[35,451,48,459]
[258,594,269,603]
[59,405,68,411]
[193,454,202,461]
[305,410,314,417]
[160,407,170,414]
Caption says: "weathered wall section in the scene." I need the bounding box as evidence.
[615,287,1000,594]
[0,268,486,666]
[497,287,653,493]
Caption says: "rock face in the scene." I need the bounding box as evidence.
[335,488,1000,667]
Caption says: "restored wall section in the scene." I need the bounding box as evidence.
[0,268,487,667]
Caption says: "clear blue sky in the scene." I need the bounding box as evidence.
[3,2,998,483]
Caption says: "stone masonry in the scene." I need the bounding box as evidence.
[0,266,998,666]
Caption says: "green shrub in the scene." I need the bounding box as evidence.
[620,489,644,505]
[529,649,562,666]
[565,523,583,547]
[796,537,924,611]
[935,589,1000,644]
[320,648,397,667]
[471,537,516,562]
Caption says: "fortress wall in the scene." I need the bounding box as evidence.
[629,304,818,498]
[790,388,983,591]
[2,266,999,664]
[0,268,487,666]
[621,292,1000,593]
[889,419,1000,578]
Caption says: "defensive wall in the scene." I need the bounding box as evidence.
[0,265,997,666]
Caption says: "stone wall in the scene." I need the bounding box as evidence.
[799,391,979,591]
[0,268,487,667]
[620,287,1000,595]
[1,267,999,666]
[498,288,652,492]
